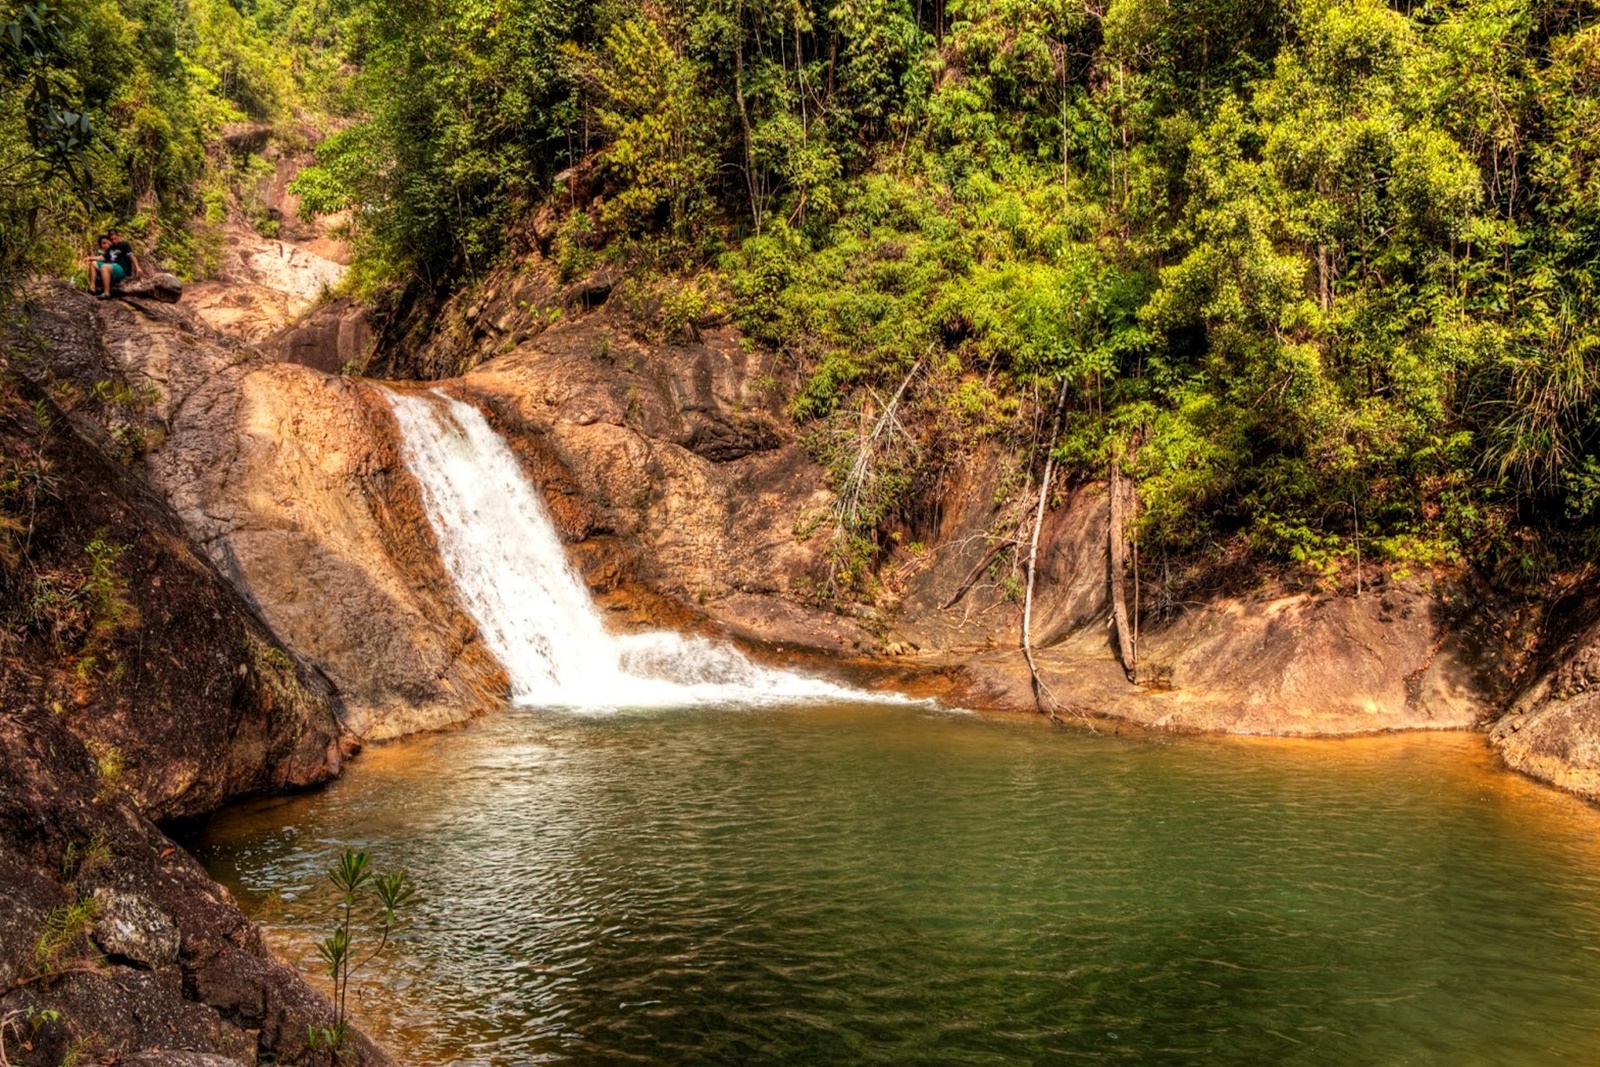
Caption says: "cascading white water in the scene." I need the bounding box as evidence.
[385,388,867,710]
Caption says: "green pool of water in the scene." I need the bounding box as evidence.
[190,702,1600,1066]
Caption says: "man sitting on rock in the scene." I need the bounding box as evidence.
[86,231,139,299]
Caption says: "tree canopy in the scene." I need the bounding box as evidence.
[8,0,1599,591]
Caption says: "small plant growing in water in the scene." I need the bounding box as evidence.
[308,849,414,1062]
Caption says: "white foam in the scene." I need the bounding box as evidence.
[384,388,870,711]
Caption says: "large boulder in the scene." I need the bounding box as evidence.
[259,296,373,374]
[118,272,184,303]
[92,889,181,969]
[1492,601,1600,801]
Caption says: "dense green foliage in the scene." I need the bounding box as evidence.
[0,0,317,280]
[10,0,1599,590]
[294,0,1600,588]
[289,0,591,290]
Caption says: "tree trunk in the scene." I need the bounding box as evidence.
[734,6,762,234]
[1317,243,1331,310]
[1022,380,1068,721]
[1108,459,1135,682]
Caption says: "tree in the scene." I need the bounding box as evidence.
[583,14,722,242]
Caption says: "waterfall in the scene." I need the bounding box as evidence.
[385,388,865,710]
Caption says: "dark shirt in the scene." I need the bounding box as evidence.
[106,242,135,270]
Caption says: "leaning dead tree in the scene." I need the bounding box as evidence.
[1107,453,1136,683]
[939,537,1012,610]
[1022,379,1069,722]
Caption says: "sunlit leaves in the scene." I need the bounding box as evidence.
[582,16,721,240]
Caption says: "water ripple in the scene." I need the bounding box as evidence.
[192,704,1600,1066]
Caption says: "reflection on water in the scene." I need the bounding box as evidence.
[190,704,1600,1066]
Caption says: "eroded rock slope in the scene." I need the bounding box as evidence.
[24,285,509,741]
[1492,599,1600,802]
[34,239,1598,790]
[382,257,1507,736]
[0,335,388,1066]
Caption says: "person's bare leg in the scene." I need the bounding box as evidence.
[99,264,114,297]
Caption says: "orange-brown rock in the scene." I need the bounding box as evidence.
[28,284,506,742]
[1,308,388,1067]
[1491,601,1600,801]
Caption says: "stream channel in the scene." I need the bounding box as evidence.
[190,388,1600,1066]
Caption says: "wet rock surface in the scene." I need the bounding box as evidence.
[183,230,344,343]
[456,314,876,657]
[121,1053,254,1067]
[147,357,508,741]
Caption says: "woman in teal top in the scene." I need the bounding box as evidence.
[86,233,136,298]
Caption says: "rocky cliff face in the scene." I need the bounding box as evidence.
[455,313,884,656]
[1,329,343,819]
[880,471,1500,735]
[22,285,509,742]
[0,705,390,1067]
[141,353,508,741]
[26,236,1591,782]
[358,255,1505,736]
[0,305,390,1065]
[1491,600,1600,803]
